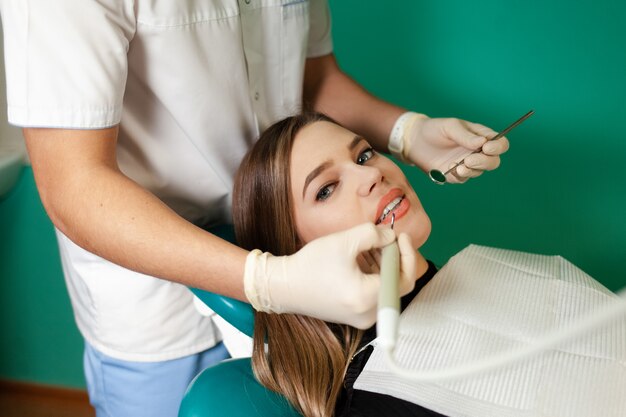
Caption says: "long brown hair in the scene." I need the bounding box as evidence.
[233,112,363,417]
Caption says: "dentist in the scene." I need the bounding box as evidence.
[0,1,508,416]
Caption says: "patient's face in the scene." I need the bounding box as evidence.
[290,121,431,249]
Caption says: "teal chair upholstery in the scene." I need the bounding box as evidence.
[179,225,301,417]
[179,290,301,417]
[179,355,300,417]
[190,289,255,338]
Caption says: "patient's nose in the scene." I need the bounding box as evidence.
[357,165,383,196]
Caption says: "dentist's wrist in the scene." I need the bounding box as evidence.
[388,111,428,165]
[243,249,272,312]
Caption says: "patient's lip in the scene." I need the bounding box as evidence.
[375,188,405,224]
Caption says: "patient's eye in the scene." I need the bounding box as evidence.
[316,183,336,201]
[357,148,375,165]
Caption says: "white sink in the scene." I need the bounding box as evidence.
[0,148,24,198]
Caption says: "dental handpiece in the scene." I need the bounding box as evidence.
[377,213,400,351]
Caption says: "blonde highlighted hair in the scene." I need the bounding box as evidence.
[233,113,363,417]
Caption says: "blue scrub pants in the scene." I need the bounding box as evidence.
[84,341,230,417]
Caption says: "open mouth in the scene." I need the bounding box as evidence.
[375,195,405,225]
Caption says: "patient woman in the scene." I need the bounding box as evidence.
[232,112,445,417]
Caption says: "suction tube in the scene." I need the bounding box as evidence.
[377,238,401,351]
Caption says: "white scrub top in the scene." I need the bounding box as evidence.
[1,0,333,361]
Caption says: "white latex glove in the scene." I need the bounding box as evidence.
[388,112,510,183]
[244,223,417,329]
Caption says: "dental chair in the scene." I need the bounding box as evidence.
[178,225,301,417]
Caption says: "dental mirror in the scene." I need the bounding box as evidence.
[429,110,535,185]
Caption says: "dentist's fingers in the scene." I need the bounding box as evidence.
[441,119,490,150]
[347,223,396,254]
[466,122,497,143]
[461,143,506,172]
[453,136,506,180]
[397,233,417,296]
[482,136,510,156]
[466,122,510,167]
[453,163,484,180]
[466,122,510,156]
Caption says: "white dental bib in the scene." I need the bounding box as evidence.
[355,245,626,417]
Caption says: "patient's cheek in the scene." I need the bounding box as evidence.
[409,216,432,250]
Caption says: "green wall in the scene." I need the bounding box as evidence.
[330,0,626,291]
[0,0,624,389]
[0,168,86,388]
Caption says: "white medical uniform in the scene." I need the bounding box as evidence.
[0,0,333,362]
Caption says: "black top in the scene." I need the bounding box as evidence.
[335,261,447,417]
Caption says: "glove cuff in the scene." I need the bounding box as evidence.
[243,249,273,313]
[388,111,428,164]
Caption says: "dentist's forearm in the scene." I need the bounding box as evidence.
[24,127,248,300]
[303,53,407,152]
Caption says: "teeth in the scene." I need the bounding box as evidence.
[377,196,403,223]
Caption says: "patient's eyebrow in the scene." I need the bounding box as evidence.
[303,160,331,199]
[301,136,368,199]
[349,135,366,151]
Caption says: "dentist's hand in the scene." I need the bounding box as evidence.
[390,113,510,183]
[243,223,417,329]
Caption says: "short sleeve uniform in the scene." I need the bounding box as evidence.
[0,0,333,361]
